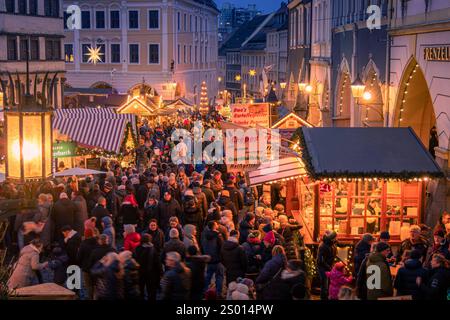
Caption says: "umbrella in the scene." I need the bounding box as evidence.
[53,167,105,177]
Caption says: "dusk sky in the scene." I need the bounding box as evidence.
[215,0,284,13]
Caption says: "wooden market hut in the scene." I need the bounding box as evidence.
[248,127,443,246]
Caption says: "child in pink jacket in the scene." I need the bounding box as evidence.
[326,262,353,300]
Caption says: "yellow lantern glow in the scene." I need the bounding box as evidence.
[280,82,287,89]
[363,91,372,101]
[351,75,366,99]
[298,82,308,92]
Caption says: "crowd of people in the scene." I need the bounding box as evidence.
[1,115,449,300]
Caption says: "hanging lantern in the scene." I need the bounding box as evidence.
[351,74,366,99]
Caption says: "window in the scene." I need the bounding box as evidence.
[148,10,159,29]
[45,38,61,60]
[64,44,74,63]
[96,11,105,29]
[81,44,90,63]
[128,10,139,29]
[184,13,187,31]
[6,0,15,13]
[81,11,91,29]
[205,46,208,63]
[148,44,159,64]
[189,45,192,63]
[18,0,27,14]
[195,46,197,63]
[195,16,198,32]
[30,38,39,60]
[111,44,121,63]
[96,43,105,63]
[29,0,37,15]
[20,38,28,61]
[177,44,180,64]
[177,12,181,31]
[183,45,186,63]
[110,10,120,28]
[44,0,59,17]
[190,15,193,32]
[63,12,70,29]
[129,44,139,63]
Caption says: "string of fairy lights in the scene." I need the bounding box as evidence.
[338,72,350,115]
[199,81,209,113]
[364,71,378,122]
[398,63,419,124]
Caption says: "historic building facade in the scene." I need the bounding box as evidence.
[63,0,219,103]
[388,0,450,222]
[0,0,65,109]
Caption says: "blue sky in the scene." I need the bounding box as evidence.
[215,0,284,13]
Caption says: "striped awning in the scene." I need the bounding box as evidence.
[248,157,307,186]
[53,108,137,153]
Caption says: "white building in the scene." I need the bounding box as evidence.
[63,0,219,103]
[0,0,65,109]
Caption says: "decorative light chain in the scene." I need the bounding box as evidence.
[398,64,419,123]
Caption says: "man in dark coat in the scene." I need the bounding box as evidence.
[72,191,89,236]
[103,182,119,219]
[185,245,211,300]
[86,184,103,214]
[220,230,247,284]
[134,234,161,300]
[418,253,450,300]
[239,213,255,244]
[51,193,77,241]
[201,180,216,208]
[201,221,224,296]
[136,176,149,210]
[61,225,82,266]
[181,190,203,231]
[224,179,244,212]
[316,231,337,300]
[162,228,186,262]
[142,219,165,254]
[88,234,116,270]
[396,225,429,264]
[394,249,427,299]
[159,252,192,300]
[354,233,374,278]
[217,190,238,226]
[158,192,182,231]
[77,228,99,300]
[91,197,110,233]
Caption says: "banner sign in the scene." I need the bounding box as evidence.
[53,142,77,158]
[231,103,270,128]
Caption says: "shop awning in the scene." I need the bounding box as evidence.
[248,157,307,186]
[53,117,128,153]
[299,127,444,180]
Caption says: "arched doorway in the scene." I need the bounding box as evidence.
[91,81,114,91]
[334,60,351,127]
[393,57,436,149]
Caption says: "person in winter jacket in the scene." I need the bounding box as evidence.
[393,249,427,299]
[396,225,429,264]
[72,191,89,236]
[77,228,99,300]
[255,245,287,298]
[61,225,82,266]
[158,192,182,231]
[87,184,103,214]
[316,230,337,300]
[162,228,186,262]
[260,259,306,300]
[91,197,110,233]
[210,171,224,198]
[123,224,141,253]
[276,215,302,260]
[239,213,255,244]
[217,190,238,227]
[103,182,119,220]
[142,219,165,254]
[90,252,124,300]
[136,176,150,210]
[224,179,244,213]
[182,190,203,231]
[325,262,353,300]
[51,193,77,241]
[354,233,375,279]
[192,182,208,220]
[159,251,192,300]
[417,253,450,300]
[242,231,263,275]
[8,239,48,290]
[88,234,116,271]
[120,195,140,226]
[201,180,216,208]
[365,242,393,300]
[220,230,247,284]
[201,221,224,296]
[185,245,211,300]
[183,224,200,253]
[164,216,184,242]
[118,250,140,300]
[102,216,116,250]
[47,245,69,286]
[134,234,161,300]
[424,229,450,268]
[143,195,159,227]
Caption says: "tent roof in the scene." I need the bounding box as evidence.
[299,127,444,180]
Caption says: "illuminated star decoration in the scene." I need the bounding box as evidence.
[85,46,104,64]
[235,74,241,81]
[249,69,256,77]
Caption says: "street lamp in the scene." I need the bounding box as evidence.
[279,82,287,90]
[5,54,53,182]
[350,75,366,100]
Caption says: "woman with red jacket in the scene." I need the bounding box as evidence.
[124,224,141,253]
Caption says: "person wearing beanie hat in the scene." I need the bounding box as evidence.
[220,229,248,284]
[217,189,239,226]
[326,261,353,300]
[365,242,393,300]
[423,229,450,268]
[238,213,255,244]
[396,224,429,264]
[354,233,375,278]
[242,231,263,274]
[317,230,338,300]
[162,228,186,262]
